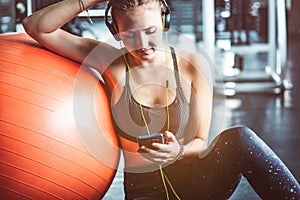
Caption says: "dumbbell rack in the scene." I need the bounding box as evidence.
[202,0,289,96]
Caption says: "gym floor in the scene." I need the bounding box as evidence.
[223,33,300,199]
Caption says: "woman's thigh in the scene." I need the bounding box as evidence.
[189,125,300,199]
[188,126,249,199]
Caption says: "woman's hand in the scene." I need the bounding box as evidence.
[138,131,183,166]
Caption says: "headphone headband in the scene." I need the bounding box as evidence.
[104,0,171,41]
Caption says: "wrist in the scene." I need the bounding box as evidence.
[78,0,94,24]
[78,0,105,8]
[172,139,185,163]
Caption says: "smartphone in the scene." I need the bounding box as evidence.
[137,133,165,149]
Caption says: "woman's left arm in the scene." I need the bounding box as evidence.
[179,53,213,160]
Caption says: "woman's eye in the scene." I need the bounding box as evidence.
[146,28,157,35]
[123,32,135,38]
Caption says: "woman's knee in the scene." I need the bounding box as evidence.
[220,125,258,144]
[204,125,260,158]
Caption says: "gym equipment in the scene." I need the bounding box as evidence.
[0,33,120,199]
[0,0,16,33]
[171,0,203,42]
[203,0,289,96]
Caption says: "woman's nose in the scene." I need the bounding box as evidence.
[136,32,148,49]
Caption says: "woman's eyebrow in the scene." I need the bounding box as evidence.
[124,26,157,33]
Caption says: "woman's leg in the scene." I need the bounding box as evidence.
[190,126,300,199]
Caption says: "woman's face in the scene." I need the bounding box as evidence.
[115,2,164,62]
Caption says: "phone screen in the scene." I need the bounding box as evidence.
[137,133,165,149]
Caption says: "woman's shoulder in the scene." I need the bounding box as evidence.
[173,47,213,91]
[173,47,210,66]
[173,48,211,77]
[100,48,127,79]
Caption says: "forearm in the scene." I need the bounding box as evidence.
[180,137,207,160]
[21,0,108,66]
[22,0,98,35]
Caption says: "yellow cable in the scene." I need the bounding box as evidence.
[161,29,171,200]
[122,53,151,135]
[121,29,181,200]
[163,171,181,200]
[163,31,182,200]
[160,165,170,200]
[165,31,170,132]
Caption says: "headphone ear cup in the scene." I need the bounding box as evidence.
[108,22,121,41]
[161,0,171,32]
[163,12,171,31]
[104,1,121,41]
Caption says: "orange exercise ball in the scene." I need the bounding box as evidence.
[0,33,120,199]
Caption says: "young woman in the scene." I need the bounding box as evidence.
[22,0,300,199]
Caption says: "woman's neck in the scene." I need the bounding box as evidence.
[127,49,170,69]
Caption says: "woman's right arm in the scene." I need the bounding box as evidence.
[22,0,109,67]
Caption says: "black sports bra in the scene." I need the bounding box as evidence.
[111,47,190,142]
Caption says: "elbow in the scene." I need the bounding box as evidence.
[22,16,39,38]
[22,16,33,35]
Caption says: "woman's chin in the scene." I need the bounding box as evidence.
[133,50,156,62]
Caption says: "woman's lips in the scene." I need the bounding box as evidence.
[136,48,154,55]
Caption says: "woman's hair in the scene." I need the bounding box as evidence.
[110,0,160,12]
[110,0,163,21]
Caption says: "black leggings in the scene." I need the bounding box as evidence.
[124,126,300,200]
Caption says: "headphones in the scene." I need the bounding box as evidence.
[104,0,171,41]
